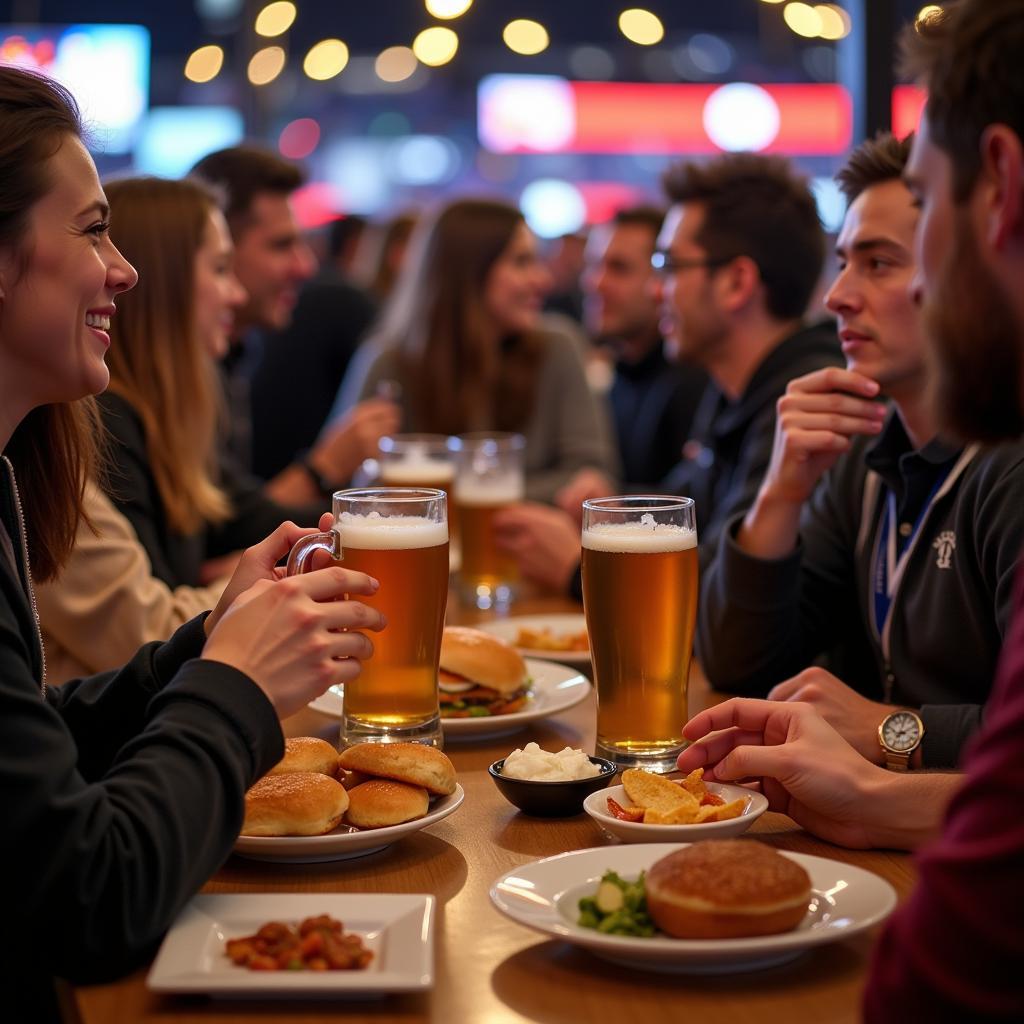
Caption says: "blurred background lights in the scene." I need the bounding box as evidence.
[478,75,575,153]
[135,106,243,177]
[388,135,459,185]
[569,45,615,79]
[810,176,846,234]
[503,20,549,56]
[255,2,296,38]
[687,33,734,75]
[424,0,473,19]
[248,45,286,85]
[619,9,665,46]
[521,179,586,239]
[413,26,459,66]
[703,82,781,152]
[916,4,943,27]
[184,44,223,83]
[278,117,320,159]
[815,4,851,40]
[783,3,824,38]
[376,45,418,82]
[304,38,349,80]
[196,0,243,18]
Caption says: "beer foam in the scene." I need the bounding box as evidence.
[379,459,455,484]
[454,475,524,506]
[582,519,697,553]
[337,512,448,549]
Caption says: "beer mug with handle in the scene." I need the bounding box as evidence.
[288,488,449,749]
[581,495,698,772]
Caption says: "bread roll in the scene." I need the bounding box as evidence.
[241,772,349,837]
[267,736,340,779]
[440,627,527,697]
[344,779,429,829]
[645,840,811,939]
[338,741,456,796]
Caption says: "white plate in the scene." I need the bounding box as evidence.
[583,781,768,842]
[476,614,591,668]
[491,843,897,974]
[148,892,434,997]
[232,785,464,863]
[308,659,591,740]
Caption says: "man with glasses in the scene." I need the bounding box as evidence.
[494,153,839,592]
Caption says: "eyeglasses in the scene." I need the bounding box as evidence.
[650,251,734,275]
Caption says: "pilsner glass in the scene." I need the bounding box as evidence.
[454,433,525,609]
[377,434,459,539]
[287,488,449,749]
[581,496,698,772]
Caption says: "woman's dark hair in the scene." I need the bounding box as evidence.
[374,198,544,435]
[0,65,103,582]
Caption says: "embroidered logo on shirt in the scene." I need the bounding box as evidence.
[933,531,956,570]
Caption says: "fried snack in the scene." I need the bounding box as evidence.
[645,840,811,939]
[515,626,589,652]
[242,773,349,837]
[337,742,456,796]
[267,736,340,779]
[610,768,748,826]
[225,915,373,971]
[344,779,429,829]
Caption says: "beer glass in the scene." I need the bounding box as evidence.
[581,496,698,772]
[378,434,459,539]
[454,433,525,609]
[287,488,449,749]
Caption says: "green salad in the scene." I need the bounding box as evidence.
[577,870,654,937]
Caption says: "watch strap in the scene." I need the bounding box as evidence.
[296,453,336,498]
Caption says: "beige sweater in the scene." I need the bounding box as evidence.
[35,484,224,684]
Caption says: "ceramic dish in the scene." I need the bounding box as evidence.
[232,784,464,863]
[489,756,617,817]
[308,659,591,740]
[148,892,434,997]
[583,781,768,842]
[490,843,897,974]
[476,614,591,668]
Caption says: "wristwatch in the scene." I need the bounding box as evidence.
[296,452,337,498]
[877,710,925,771]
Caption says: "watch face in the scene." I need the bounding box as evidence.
[882,712,921,751]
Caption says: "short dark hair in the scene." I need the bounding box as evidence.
[901,0,1024,202]
[836,132,914,204]
[189,145,304,232]
[662,153,824,321]
[612,205,665,238]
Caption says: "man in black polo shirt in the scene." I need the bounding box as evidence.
[700,132,1024,769]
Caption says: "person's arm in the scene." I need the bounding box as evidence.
[524,334,621,503]
[677,697,962,850]
[321,340,399,431]
[35,484,223,681]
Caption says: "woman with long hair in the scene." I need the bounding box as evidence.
[0,67,382,1018]
[94,176,393,588]
[334,198,618,502]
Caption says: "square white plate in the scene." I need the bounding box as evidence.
[148,893,435,997]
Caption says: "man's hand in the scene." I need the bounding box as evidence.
[678,697,960,851]
[312,398,401,482]
[555,469,617,524]
[493,503,581,593]
[768,667,896,765]
[738,368,886,558]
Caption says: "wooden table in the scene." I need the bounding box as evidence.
[67,593,916,1024]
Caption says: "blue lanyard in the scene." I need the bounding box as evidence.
[871,474,950,639]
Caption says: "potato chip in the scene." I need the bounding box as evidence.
[693,797,748,823]
[678,767,706,798]
[644,804,700,825]
[622,769,698,814]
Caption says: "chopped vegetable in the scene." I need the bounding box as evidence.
[577,870,654,937]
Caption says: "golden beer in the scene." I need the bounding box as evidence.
[378,461,457,535]
[455,478,523,595]
[337,514,449,728]
[582,513,698,770]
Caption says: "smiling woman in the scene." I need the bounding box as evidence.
[0,65,385,1022]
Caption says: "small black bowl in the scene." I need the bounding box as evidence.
[488,757,618,818]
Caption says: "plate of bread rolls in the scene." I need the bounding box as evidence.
[234,738,464,863]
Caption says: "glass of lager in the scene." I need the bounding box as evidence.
[287,488,449,749]
[581,496,698,772]
[377,434,459,542]
[454,433,525,609]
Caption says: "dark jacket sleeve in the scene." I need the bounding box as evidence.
[1,600,283,983]
[698,456,861,693]
[98,394,182,588]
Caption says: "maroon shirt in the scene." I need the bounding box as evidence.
[863,566,1024,1020]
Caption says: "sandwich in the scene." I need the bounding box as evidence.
[438,626,531,718]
